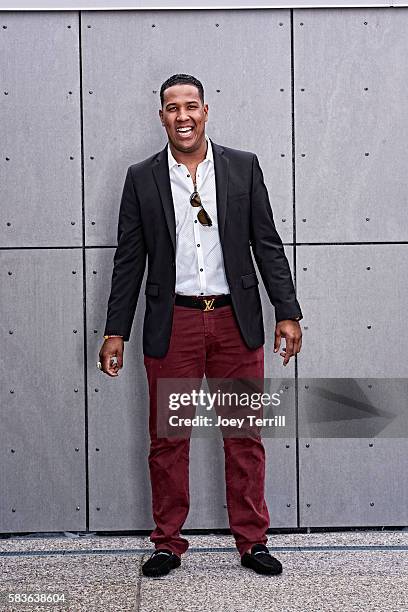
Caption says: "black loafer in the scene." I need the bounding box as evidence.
[142,549,181,577]
[241,544,283,575]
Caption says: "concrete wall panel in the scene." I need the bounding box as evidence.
[294,8,408,242]
[0,249,86,532]
[296,243,408,526]
[81,9,294,246]
[86,247,298,529]
[1,12,82,247]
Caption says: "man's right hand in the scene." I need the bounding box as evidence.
[99,337,124,377]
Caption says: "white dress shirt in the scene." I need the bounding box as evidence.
[167,134,230,296]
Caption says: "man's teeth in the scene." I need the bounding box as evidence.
[177,127,193,133]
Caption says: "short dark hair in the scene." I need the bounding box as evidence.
[160,73,204,107]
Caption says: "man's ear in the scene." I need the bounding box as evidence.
[204,103,209,122]
[159,108,164,126]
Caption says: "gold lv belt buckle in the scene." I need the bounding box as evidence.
[203,298,215,312]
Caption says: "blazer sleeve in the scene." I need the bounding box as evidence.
[249,154,303,323]
[103,166,147,341]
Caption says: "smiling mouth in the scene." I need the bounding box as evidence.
[176,126,194,135]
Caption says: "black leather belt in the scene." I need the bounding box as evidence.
[175,294,232,311]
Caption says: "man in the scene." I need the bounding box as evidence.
[99,74,303,578]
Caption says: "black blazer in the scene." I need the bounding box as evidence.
[104,139,303,358]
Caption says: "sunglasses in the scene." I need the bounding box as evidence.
[190,191,212,226]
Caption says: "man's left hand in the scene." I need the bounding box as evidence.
[274,320,303,366]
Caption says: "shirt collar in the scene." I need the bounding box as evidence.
[167,133,213,170]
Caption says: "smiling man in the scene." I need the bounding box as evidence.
[99,73,303,578]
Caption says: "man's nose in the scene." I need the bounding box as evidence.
[176,109,189,122]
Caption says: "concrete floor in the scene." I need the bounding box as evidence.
[1,531,408,611]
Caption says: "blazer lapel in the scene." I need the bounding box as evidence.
[152,144,176,254]
[211,139,229,242]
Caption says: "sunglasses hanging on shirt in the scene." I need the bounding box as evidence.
[190,180,212,226]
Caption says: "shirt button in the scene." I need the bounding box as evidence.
[194,220,197,223]
[197,244,200,247]
[187,174,190,177]
[200,268,203,272]
[200,293,204,295]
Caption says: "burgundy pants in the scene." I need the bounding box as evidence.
[143,304,270,557]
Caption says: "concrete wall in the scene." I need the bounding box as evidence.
[1,8,407,533]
